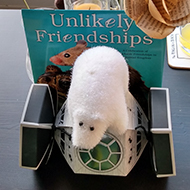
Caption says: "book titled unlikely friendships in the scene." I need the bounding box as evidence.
[22,9,166,87]
[20,10,176,177]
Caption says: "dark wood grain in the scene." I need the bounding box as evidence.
[0,9,190,190]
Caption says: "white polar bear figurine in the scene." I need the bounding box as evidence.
[66,46,130,149]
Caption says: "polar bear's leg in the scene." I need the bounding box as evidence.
[109,94,129,135]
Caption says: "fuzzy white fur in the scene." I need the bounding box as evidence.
[66,46,129,149]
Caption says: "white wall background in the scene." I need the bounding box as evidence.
[0,0,55,9]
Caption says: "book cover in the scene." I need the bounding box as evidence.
[22,9,166,88]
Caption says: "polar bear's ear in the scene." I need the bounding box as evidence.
[90,112,104,122]
[73,108,86,118]
[72,109,89,126]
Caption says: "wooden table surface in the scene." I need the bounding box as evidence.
[1,9,190,190]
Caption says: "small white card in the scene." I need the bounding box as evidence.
[167,27,190,69]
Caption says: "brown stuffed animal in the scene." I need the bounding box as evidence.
[37,65,71,109]
[128,66,149,115]
[55,71,71,97]
[54,0,64,9]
